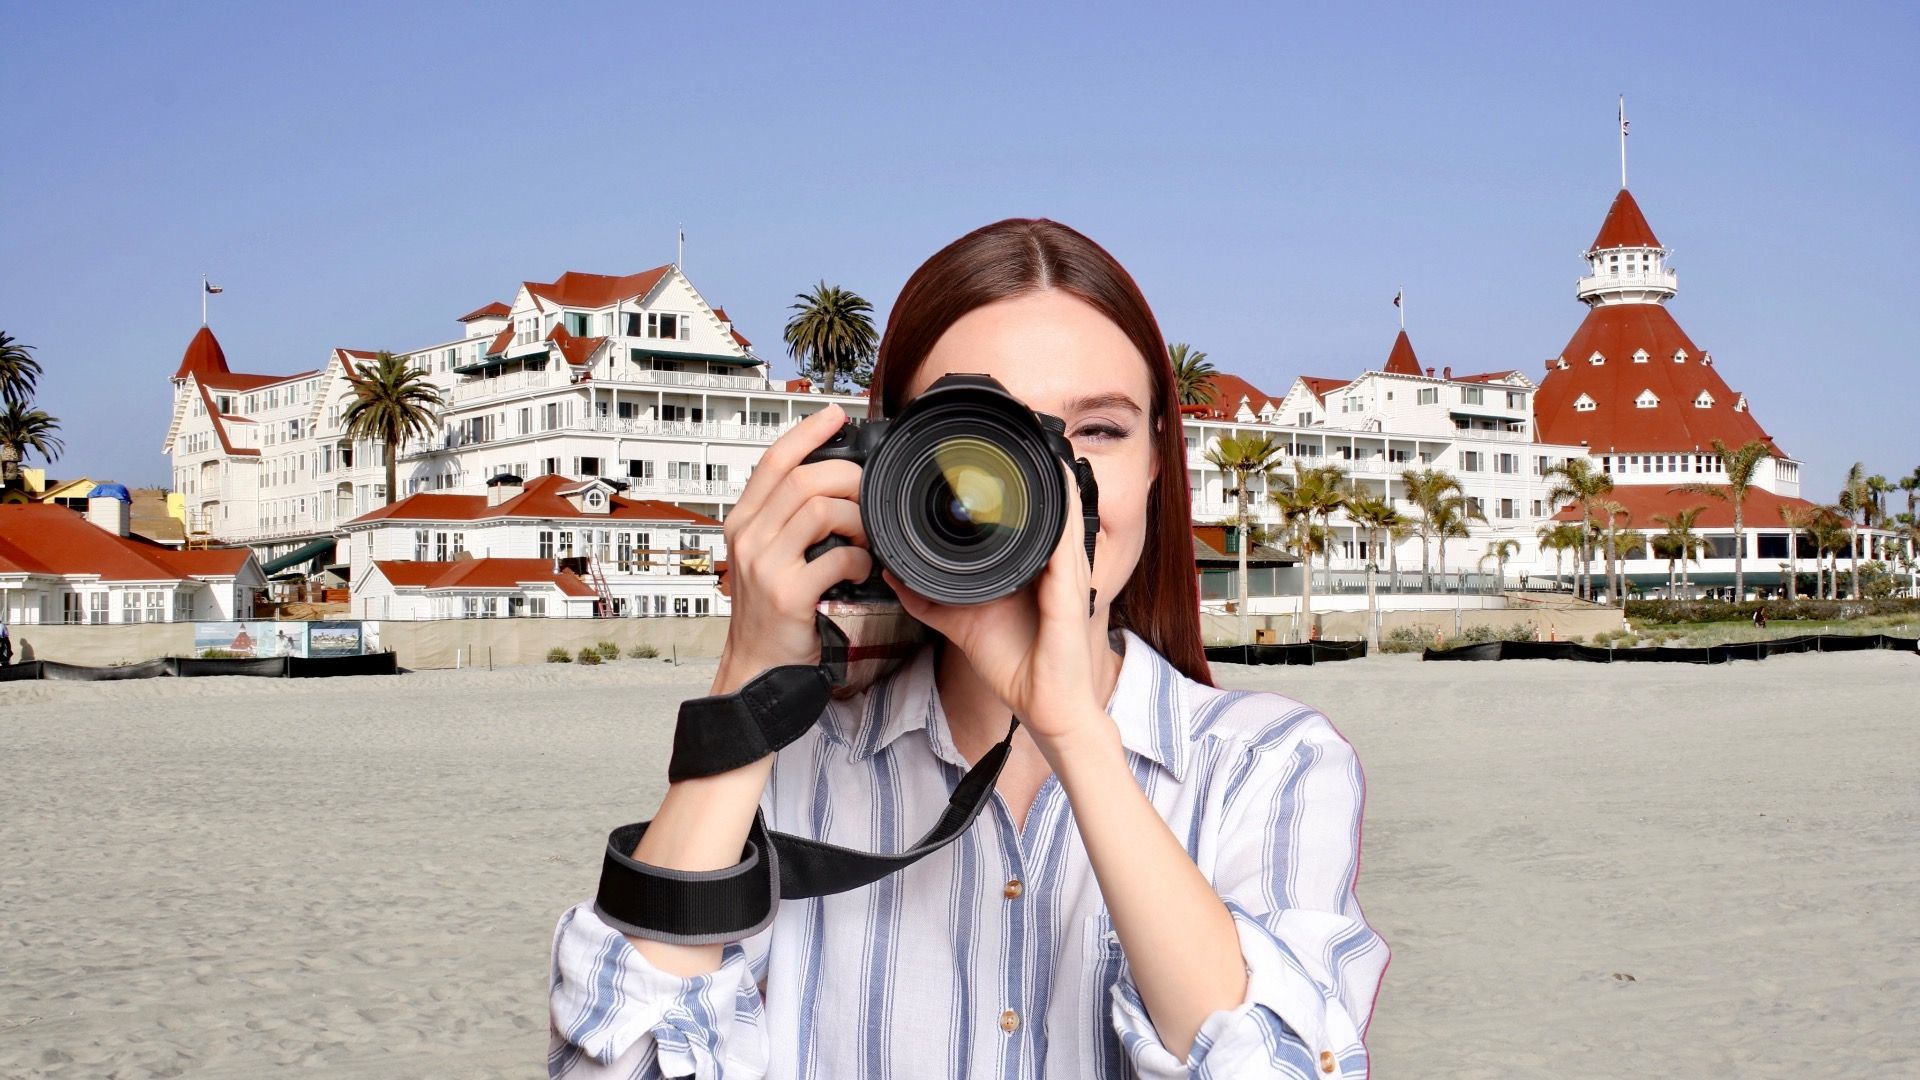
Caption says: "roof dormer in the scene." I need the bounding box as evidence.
[1673,348,1688,364]
[1694,391,1714,409]
[1588,351,1605,366]
[557,477,622,515]
[1632,348,1649,364]
[1573,393,1596,412]
[1635,389,1659,409]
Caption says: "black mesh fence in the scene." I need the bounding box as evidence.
[1424,634,1919,664]
[0,653,398,681]
[1205,639,1369,666]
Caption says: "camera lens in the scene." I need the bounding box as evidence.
[860,376,1068,606]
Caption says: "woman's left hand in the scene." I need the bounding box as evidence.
[885,468,1110,743]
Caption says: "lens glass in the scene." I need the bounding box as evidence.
[923,436,1029,548]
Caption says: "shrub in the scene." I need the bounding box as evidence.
[1380,626,1431,654]
[576,646,602,666]
[1625,597,1920,624]
[546,646,573,664]
[627,643,660,659]
[594,640,622,661]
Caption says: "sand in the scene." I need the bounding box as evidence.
[3,650,1915,1078]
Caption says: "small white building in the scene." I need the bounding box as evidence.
[340,473,727,619]
[0,488,264,624]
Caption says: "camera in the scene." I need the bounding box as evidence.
[802,373,1099,606]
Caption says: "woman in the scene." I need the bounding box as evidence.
[550,219,1387,1078]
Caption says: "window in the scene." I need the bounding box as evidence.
[617,401,639,419]
[565,312,591,337]
[1417,388,1438,406]
[538,530,555,560]
[1574,394,1596,412]
[578,456,602,477]
[414,529,430,561]
[1588,352,1605,366]
[673,596,690,616]
[1460,451,1483,472]
[541,457,561,475]
[64,593,84,624]
[1495,453,1518,474]
[121,591,142,624]
[1531,499,1543,517]
[1694,391,1714,409]
[627,459,655,480]
[750,410,782,429]
[705,463,728,483]
[89,592,109,625]
[1635,389,1659,409]
[646,313,689,340]
[668,461,699,481]
[557,530,574,556]
[147,590,166,622]
[1460,387,1484,406]
[1632,349,1649,364]
[435,532,450,561]
[1499,498,1516,519]
[1673,349,1688,363]
[529,595,547,617]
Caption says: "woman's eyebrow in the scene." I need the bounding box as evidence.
[1063,392,1143,415]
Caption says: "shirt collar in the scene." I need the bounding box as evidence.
[837,629,1189,782]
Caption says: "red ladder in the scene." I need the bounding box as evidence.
[589,559,615,616]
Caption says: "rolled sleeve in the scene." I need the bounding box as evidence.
[548,901,767,1078]
[1109,710,1388,1079]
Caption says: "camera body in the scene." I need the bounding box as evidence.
[801,373,1099,606]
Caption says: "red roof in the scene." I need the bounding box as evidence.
[1454,370,1519,384]
[546,324,607,367]
[484,325,515,356]
[525,268,670,310]
[371,558,597,597]
[1381,330,1422,376]
[1193,373,1283,418]
[1589,188,1662,252]
[172,326,231,381]
[457,301,511,322]
[0,504,252,581]
[712,306,752,348]
[1534,303,1780,456]
[1551,484,1817,530]
[195,383,260,457]
[1298,376,1349,404]
[344,475,723,527]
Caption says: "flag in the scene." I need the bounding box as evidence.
[1392,290,1402,308]
[1619,100,1629,138]
[205,281,224,294]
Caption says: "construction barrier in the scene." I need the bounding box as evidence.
[0,652,399,682]
[1205,640,1369,666]
[1423,633,1920,664]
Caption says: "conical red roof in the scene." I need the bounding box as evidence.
[172,325,231,380]
[1588,188,1662,251]
[1534,304,1778,455]
[1381,330,1422,376]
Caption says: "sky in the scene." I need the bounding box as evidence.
[4,1,1916,500]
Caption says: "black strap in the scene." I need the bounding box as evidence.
[595,616,1018,944]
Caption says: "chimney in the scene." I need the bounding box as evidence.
[1424,367,1434,378]
[85,484,131,537]
[486,472,525,507]
[1443,366,1452,380]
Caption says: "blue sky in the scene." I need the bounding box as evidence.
[4,1,1915,499]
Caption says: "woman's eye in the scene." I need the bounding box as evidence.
[1071,423,1128,443]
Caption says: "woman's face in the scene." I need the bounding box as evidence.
[905,289,1159,616]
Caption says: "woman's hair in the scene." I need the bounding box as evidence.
[870,218,1214,686]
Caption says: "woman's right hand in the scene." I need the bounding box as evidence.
[709,403,873,696]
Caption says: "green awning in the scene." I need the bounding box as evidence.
[260,538,336,575]
[628,348,760,368]
[455,352,551,375]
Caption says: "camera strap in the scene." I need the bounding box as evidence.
[593,458,1099,945]
[593,614,1019,944]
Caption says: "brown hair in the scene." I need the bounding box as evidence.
[870,218,1213,686]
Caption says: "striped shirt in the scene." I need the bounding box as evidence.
[549,629,1387,1078]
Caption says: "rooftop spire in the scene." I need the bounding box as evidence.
[1382,329,1422,376]
[172,325,231,381]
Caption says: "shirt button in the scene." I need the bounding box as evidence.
[1003,879,1024,900]
[999,1009,1020,1033]
[1319,1049,1336,1073]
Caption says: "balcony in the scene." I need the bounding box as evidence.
[577,417,791,443]
[597,368,772,392]
[451,368,567,402]
[622,477,748,500]
[1576,267,1677,298]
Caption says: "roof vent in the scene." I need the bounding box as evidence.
[486,472,525,507]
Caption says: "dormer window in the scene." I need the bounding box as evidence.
[1701,352,1713,366]
[1574,393,1596,413]
[1632,349,1649,363]
[1588,351,1605,366]
[1694,391,1714,409]
[1673,349,1688,363]
[1555,357,1569,370]
[1635,389,1659,409]
[1734,394,1748,413]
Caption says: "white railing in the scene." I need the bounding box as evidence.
[623,477,748,499]
[1451,427,1533,443]
[452,369,566,402]
[1576,268,1677,295]
[578,418,790,442]
[597,369,771,392]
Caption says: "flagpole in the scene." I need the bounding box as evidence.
[1619,95,1628,189]
[676,224,684,270]
[202,275,208,326]
[1399,287,1405,330]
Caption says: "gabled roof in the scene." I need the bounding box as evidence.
[343,474,723,527]
[525,267,671,310]
[1381,330,1423,376]
[1298,376,1350,404]
[371,558,598,597]
[1453,370,1522,385]
[1192,373,1284,419]
[1589,188,1663,252]
[546,323,607,367]
[712,306,753,348]
[457,301,511,322]
[173,326,231,381]
[200,369,319,392]
[194,383,260,457]
[1550,485,1814,530]
[1534,303,1779,455]
[0,504,253,581]
[483,325,515,357]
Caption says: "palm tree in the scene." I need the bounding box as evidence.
[1536,521,1583,594]
[1481,538,1520,590]
[1271,462,1349,622]
[783,282,877,394]
[1399,467,1463,591]
[1809,507,1851,599]
[1204,433,1284,643]
[1775,504,1819,600]
[342,351,445,507]
[1543,458,1613,601]
[1429,492,1485,587]
[1168,343,1218,407]
[0,332,42,408]
[0,401,64,486]
[1838,462,1881,601]
[1674,438,1771,600]
[1270,482,1334,641]
[1652,505,1708,599]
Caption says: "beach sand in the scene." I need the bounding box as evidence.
[3,650,1915,1077]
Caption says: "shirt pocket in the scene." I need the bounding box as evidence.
[1080,912,1129,1079]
